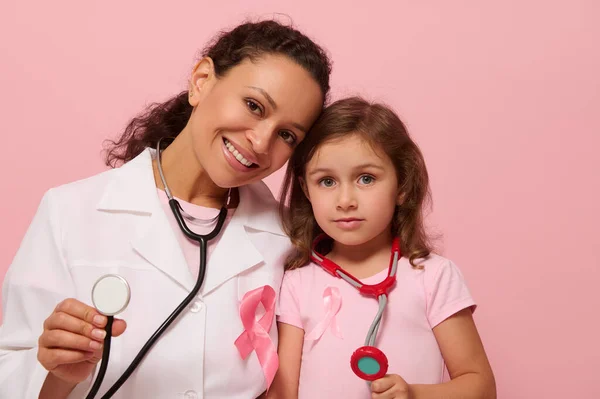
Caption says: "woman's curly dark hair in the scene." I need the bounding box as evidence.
[104,19,332,167]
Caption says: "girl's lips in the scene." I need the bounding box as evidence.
[334,219,364,230]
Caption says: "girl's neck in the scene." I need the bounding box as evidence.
[328,227,394,279]
[152,128,233,209]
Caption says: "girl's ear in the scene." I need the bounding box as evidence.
[396,190,405,206]
[300,178,310,202]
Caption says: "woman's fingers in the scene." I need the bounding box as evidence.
[111,319,127,337]
[43,311,106,342]
[37,297,127,383]
[45,298,127,339]
[53,298,107,328]
[39,329,103,352]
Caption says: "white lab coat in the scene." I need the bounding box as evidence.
[0,149,291,399]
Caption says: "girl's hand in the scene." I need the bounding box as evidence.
[371,374,411,399]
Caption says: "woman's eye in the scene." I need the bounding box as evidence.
[279,130,297,145]
[245,99,263,115]
[319,178,336,188]
[359,175,375,185]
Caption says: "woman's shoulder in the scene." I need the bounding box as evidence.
[237,180,288,236]
[240,180,278,208]
[46,149,152,209]
[48,168,117,201]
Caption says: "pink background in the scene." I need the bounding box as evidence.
[1,1,598,397]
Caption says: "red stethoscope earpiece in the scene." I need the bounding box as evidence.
[310,234,401,382]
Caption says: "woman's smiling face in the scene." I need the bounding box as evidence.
[186,54,324,188]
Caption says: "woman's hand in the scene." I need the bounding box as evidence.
[37,298,127,385]
[371,374,412,399]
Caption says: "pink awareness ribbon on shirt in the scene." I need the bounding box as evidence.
[305,286,343,341]
[234,285,278,390]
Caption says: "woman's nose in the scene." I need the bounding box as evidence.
[245,126,273,155]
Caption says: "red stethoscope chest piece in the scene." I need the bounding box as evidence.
[350,346,389,381]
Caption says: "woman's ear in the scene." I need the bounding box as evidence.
[189,57,216,106]
[300,178,310,202]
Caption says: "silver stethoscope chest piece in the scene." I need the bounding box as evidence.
[92,274,131,316]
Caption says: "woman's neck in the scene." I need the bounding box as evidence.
[328,227,394,279]
[152,129,231,209]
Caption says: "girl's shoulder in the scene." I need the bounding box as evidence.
[283,262,323,282]
[409,253,475,315]
[408,252,466,277]
[281,263,339,298]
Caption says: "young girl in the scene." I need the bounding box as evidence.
[269,97,496,398]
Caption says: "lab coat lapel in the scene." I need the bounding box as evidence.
[200,182,287,296]
[131,206,195,292]
[97,149,195,292]
[97,149,288,295]
[200,187,262,296]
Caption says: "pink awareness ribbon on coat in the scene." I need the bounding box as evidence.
[305,286,343,341]
[234,285,278,389]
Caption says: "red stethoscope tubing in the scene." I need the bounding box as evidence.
[310,234,401,381]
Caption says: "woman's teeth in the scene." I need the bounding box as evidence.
[224,139,254,167]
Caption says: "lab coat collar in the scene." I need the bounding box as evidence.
[96,148,286,236]
[96,148,287,293]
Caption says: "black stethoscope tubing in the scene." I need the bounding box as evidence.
[86,138,229,398]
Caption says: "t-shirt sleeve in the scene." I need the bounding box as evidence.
[276,270,304,330]
[425,258,477,328]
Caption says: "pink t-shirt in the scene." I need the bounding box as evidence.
[277,254,476,399]
[157,189,235,278]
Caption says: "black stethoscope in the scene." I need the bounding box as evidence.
[310,234,400,382]
[85,138,231,398]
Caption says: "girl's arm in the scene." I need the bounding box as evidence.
[265,322,305,399]
[412,308,496,398]
[372,308,496,399]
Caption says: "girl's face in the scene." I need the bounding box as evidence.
[186,54,323,188]
[303,134,401,247]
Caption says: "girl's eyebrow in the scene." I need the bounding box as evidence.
[352,163,385,171]
[307,163,384,177]
[307,167,332,177]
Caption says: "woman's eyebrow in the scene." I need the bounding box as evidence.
[291,122,307,133]
[247,86,277,109]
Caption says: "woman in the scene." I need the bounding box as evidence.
[0,20,331,399]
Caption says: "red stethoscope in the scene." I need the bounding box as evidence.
[310,234,401,381]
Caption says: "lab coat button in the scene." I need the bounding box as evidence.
[190,301,203,313]
[184,390,198,399]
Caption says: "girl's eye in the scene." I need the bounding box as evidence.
[279,130,297,146]
[359,175,375,185]
[245,99,263,116]
[319,178,336,188]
